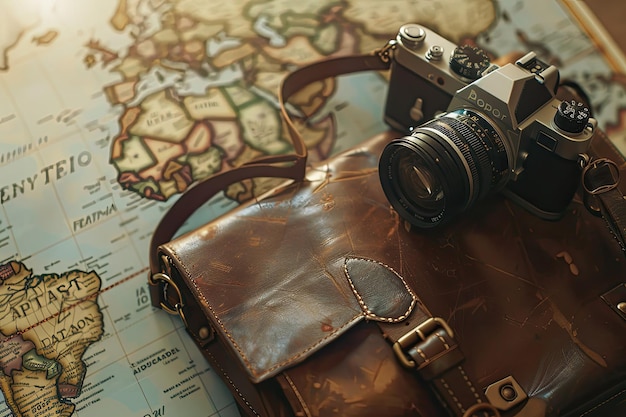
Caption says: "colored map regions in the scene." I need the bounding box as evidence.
[0,262,103,417]
[108,84,295,201]
[96,0,497,201]
[101,2,330,200]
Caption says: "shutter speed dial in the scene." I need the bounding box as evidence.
[449,45,491,81]
[554,100,591,134]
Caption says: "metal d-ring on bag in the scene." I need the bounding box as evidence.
[148,38,626,417]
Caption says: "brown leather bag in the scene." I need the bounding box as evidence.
[148,51,626,417]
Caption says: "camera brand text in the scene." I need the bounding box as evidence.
[468,89,508,121]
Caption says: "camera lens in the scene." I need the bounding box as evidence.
[379,110,510,228]
[396,151,445,215]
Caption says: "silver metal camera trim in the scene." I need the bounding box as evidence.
[448,61,595,179]
[450,63,536,130]
[394,24,469,96]
[516,52,559,92]
[520,99,596,159]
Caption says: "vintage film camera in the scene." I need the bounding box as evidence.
[379,24,597,228]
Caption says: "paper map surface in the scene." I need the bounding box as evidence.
[0,1,624,416]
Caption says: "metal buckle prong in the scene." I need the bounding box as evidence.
[393,317,454,369]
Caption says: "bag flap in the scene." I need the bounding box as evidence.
[161,132,419,383]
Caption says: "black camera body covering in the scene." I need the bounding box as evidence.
[380,24,596,228]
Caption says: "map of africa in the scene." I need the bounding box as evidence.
[0,1,624,417]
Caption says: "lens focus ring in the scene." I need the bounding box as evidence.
[423,118,482,206]
[422,111,506,201]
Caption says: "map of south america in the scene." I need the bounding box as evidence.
[0,262,103,417]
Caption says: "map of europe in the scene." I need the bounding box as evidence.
[100,0,498,201]
[0,0,624,416]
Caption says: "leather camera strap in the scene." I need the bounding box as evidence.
[147,50,394,317]
[152,44,497,417]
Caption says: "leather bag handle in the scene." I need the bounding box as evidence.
[148,49,393,280]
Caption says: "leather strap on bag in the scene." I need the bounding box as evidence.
[379,317,495,417]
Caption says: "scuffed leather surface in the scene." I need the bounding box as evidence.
[161,128,626,416]
[163,135,419,383]
[278,321,444,417]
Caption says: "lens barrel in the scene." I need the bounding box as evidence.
[379,110,510,228]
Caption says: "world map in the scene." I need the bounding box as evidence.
[0,1,624,416]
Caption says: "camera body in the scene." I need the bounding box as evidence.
[380,24,596,227]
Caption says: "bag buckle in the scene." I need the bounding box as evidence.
[393,317,464,380]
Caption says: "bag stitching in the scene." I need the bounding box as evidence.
[344,256,417,322]
[282,373,312,417]
[422,335,481,413]
[206,350,261,416]
[579,388,626,416]
[439,366,484,414]
[439,377,465,414]
[436,333,450,350]
[458,365,482,404]
[167,244,363,379]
